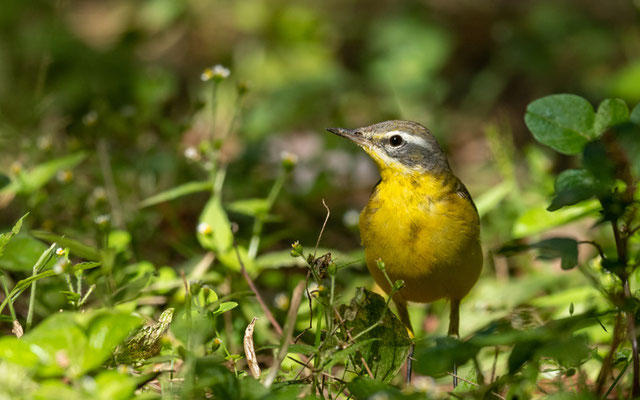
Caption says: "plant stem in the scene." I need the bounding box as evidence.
[1,274,16,320]
[26,243,56,331]
[248,171,287,259]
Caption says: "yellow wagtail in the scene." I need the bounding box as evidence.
[327,120,482,385]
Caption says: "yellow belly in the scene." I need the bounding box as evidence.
[359,173,482,303]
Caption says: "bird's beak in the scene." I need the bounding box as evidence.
[326,127,368,146]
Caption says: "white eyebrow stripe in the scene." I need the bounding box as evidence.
[385,130,431,149]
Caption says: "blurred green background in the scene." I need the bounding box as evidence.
[1,0,640,341]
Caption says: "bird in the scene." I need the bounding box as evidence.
[327,120,482,386]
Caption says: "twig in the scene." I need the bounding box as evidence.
[596,310,626,394]
[231,229,283,336]
[265,281,305,387]
[314,199,331,259]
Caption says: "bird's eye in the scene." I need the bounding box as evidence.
[389,135,403,147]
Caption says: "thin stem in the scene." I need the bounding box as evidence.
[248,171,287,259]
[232,229,283,335]
[26,243,56,330]
[1,274,16,320]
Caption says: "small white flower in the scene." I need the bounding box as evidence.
[94,214,110,226]
[184,146,200,161]
[37,135,52,150]
[280,151,298,169]
[56,247,65,256]
[92,187,107,201]
[197,222,213,235]
[274,293,289,310]
[57,170,72,183]
[82,111,98,126]
[201,65,230,81]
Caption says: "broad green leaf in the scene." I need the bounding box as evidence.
[22,310,141,377]
[2,152,86,195]
[0,213,28,257]
[0,336,40,368]
[31,230,101,261]
[413,336,478,376]
[339,288,411,382]
[23,312,87,377]
[197,196,233,254]
[594,98,629,134]
[139,180,211,208]
[513,199,599,237]
[548,169,599,211]
[227,198,270,217]
[524,94,596,155]
[0,234,50,272]
[94,370,137,400]
[82,311,142,373]
[499,237,578,269]
[531,237,579,270]
[108,230,131,254]
[217,245,256,273]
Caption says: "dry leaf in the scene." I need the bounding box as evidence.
[12,320,23,338]
[244,317,260,378]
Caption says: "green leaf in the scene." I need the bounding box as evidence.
[212,301,238,315]
[227,198,270,217]
[82,311,142,373]
[513,199,600,237]
[524,94,596,155]
[531,237,579,270]
[197,196,233,254]
[2,152,86,195]
[31,230,101,261]
[413,336,479,376]
[139,180,211,208]
[0,213,28,257]
[94,370,137,400]
[0,234,51,272]
[594,98,629,135]
[499,237,578,270]
[108,230,131,254]
[548,169,599,211]
[22,310,142,377]
[338,288,411,382]
[0,336,40,368]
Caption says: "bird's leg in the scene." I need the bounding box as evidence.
[448,298,460,389]
[394,296,415,383]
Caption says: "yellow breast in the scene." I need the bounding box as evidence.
[358,171,482,303]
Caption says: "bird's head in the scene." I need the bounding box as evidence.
[327,120,450,177]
